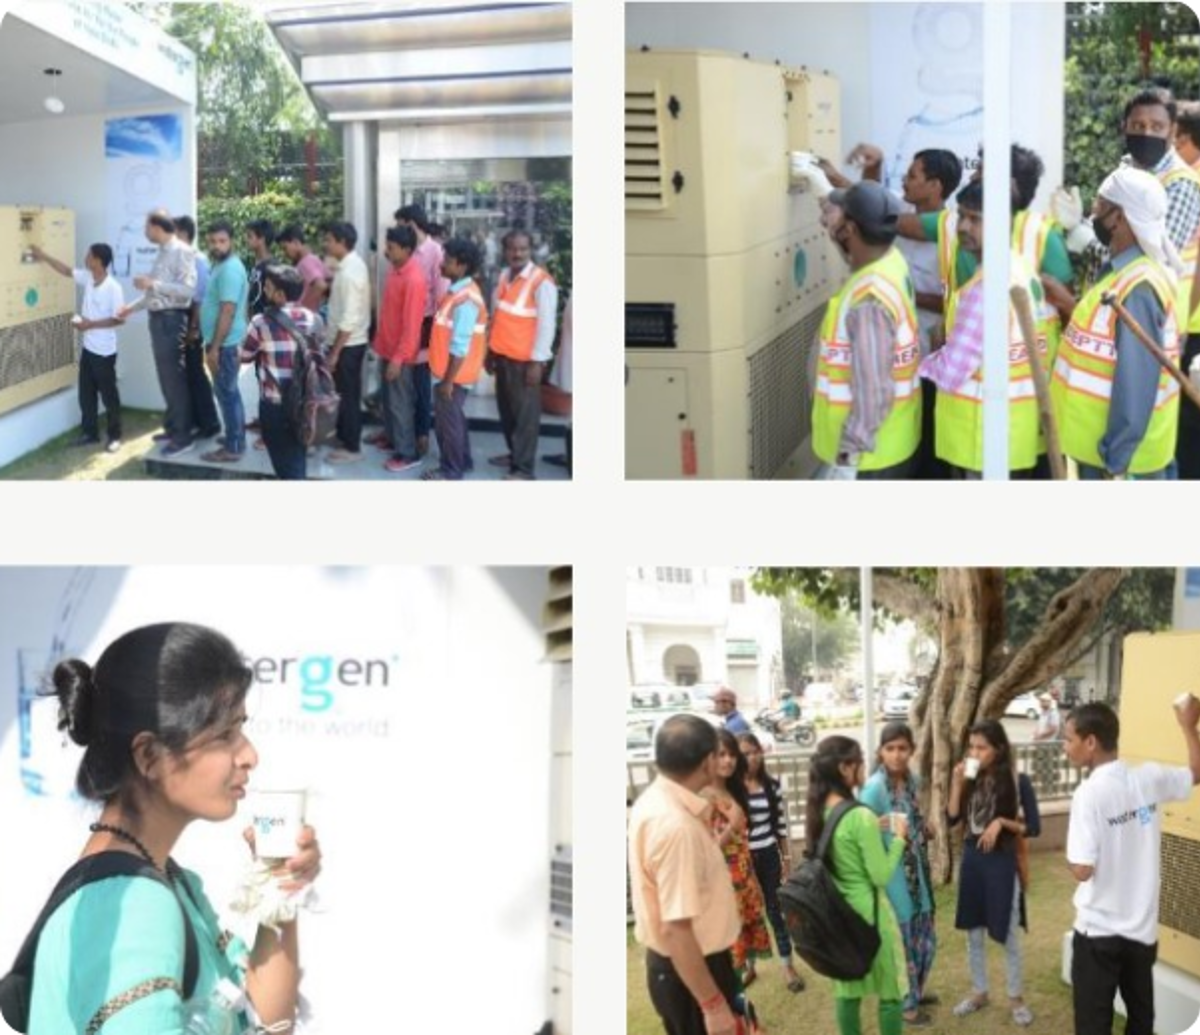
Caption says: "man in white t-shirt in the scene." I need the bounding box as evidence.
[31,242,126,451]
[1032,693,1062,741]
[1063,699,1200,1035]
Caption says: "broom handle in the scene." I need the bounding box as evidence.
[1101,291,1200,412]
[1010,285,1066,480]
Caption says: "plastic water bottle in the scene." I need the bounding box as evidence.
[182,979,244,1035]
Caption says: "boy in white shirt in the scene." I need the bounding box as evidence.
[31,242,126,451]
[1063,699,1200,1035]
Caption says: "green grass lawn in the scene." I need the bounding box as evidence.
[628,852,1119,1035]
[0,409,164,480]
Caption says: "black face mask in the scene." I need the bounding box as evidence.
[1094,212,1117,249]
[1125,133,1170,169]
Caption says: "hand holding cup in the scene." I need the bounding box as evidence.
[1174,692,1200,730]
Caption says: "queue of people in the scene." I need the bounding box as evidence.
[791,86,1200,480]
[629,696,1200,1035]
[32,205,564,481]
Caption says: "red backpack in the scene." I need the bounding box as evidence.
[269,309,340,447]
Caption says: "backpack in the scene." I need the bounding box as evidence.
[270,308,340,448]
[777,800,882,981]
[0,853,199,1032]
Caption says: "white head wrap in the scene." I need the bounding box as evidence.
[1097,167,1184,276]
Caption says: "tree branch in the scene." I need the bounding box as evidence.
[977,568,1128,715]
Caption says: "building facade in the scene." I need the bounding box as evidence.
[626,566,784,709]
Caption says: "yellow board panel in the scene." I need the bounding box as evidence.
[1121,631,1200,978]
[0,207,76,329]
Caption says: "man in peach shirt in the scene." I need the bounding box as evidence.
[628,715,741,1035]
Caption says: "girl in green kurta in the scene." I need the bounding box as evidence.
[805,736,910,1035]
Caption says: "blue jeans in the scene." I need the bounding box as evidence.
[213,346,245,453]
[967,876,1023,998]
[259,399,306,480]
[414,361,433,440]
[1076,462,1167,481]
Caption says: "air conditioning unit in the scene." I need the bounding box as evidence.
[0,206,76,416]
[625,49,843,479]
[541,566,571,1035]
[1120,631,1200,985]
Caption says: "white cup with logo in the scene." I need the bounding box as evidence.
[964,757,981,780]
[249,789,306,860]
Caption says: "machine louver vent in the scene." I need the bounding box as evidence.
[625,85,667,211]
[1161,832,1200,939]
[747,308,823,479]
[0,316,75,415]
[544,566,572,660]
[550,846,572,932]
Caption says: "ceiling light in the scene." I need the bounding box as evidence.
[43,68,64,116]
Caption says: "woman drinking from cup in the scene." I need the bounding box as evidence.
[860,722,938,1026]
[946,719,1040,1027]
[26,622,321,1034]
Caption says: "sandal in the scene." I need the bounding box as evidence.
[785,972,805,993]
[952,996,988,1018]
[1011,1005,1033,1027]
[903,1011,933,1027]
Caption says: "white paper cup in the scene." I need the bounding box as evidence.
[249,789,306,859]
[889,812,907,836]
[964,757,981,780]
[1174,692,1196,711]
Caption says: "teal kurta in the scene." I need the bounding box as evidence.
[859,770,935,924]
[29,866,251,1035]
[825,803,910,1001]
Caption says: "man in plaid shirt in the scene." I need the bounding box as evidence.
[1057,89,1200,288]
[239,265,325,480]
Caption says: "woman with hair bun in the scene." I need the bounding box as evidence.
[25,622,321,1035]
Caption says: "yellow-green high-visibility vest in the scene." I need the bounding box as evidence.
[1160,160,1200,335]
[934,255,1048,472]
[1012,209,1064,369]
[812,247,921,470]
[1051,254,1181,474]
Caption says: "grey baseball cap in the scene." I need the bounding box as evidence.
[827,181,902,237]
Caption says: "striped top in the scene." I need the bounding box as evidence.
[746,783,787,852]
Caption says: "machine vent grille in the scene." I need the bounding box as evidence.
[550,846,573,932]
[747,308,823,479]
[625,86,666,210]
[1161,832,1200,939]
[0,315,74,405]
[544,566,572,661]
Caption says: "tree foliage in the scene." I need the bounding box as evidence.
[1064,3,1199,207]
[133,2,340,197]
[780,594,859,687]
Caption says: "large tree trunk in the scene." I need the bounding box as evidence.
[915,567,1128,883]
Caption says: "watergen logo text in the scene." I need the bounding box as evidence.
[247,654,394,713]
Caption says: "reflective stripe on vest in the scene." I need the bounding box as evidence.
[1050,255,1181,473]
[811,247,921,470]
[1160,162,1200,334]
[934,256,1047,472]
[490,265,553,360]
[937,209,959,296]
[1012,209,1064,370]
[430,282,488,384]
